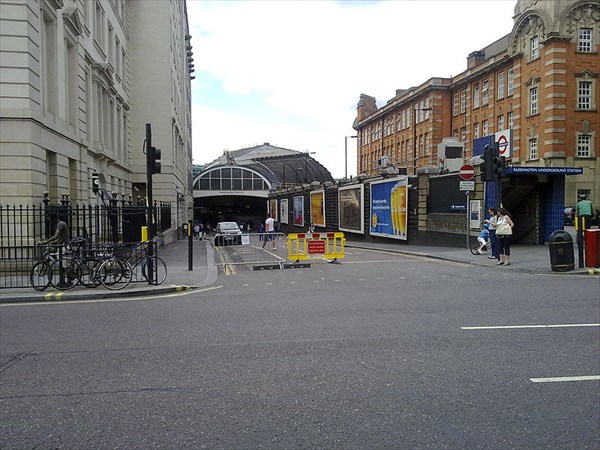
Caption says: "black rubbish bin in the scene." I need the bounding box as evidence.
[548,230,574,272]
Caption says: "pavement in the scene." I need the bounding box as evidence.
[1,229,598,303]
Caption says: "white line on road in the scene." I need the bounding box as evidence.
[530,375,600,383]
[461,323,600,330]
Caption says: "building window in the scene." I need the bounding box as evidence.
[578,28,593,53]
[461,127,466,143]
[507,68,514,96]
[577,134,591,157]
[473,83,480,108]
[529,138,538,160]
[460,90,467,114]
[529,87,539,115]
[530,36,539,60]
[497,72,505,99]
[482,79,489,105]
[473,122,479,139]
[578,81,592,110]
[453,93,459,116]
[508,112,514,128]
[482,120,488,136]
[497,115,505,131]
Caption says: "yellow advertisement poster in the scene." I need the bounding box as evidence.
[310,190,325,227]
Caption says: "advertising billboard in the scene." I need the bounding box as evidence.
[280,198,289,224]
[338,185,364,234]
[310,190,325,227]
[293,196,304,227]
[369,176,408,240]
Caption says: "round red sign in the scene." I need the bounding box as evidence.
[459,164,475,181]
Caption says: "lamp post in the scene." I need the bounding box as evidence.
[345,135,357,179]
[412,106,432,175]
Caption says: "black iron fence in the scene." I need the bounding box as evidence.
[0,197,172,289]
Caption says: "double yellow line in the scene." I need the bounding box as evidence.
[215,247,237,276]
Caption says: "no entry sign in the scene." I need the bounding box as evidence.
[459,164,475,181]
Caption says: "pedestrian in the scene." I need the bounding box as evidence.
[475,223,490,254]
[484,207,499,260]
[42,214,70,246]
[575,194,595,230]
[262,213,276,250]
[495,207,514,266]
[193,224,200,239]
[308,223,315,233]
[198,223,205,240]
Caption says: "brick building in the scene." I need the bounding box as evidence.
[353,0,599,213]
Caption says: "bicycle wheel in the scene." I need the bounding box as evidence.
[49,258,82,290]
[97,258,132,290]
[80,258,101,288]
[30,261,52,291]
[469,243,481,255]
[142,256,167,285]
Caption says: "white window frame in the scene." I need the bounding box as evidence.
[460,90,467,114]
[474,122,479,139]
[497,115,504,131]
[507,68,514,96]
[497,72,505,99]
[508,112,514,128]
[578,81,592,110]
[578,28,593,53]
[576,134,592,157]
[530,36,539,60]
[482,120,488,136]
[529,87,539,115]
[473,83,480,108]
[453,93,459,116]
[529,138,538,160]
[482,79,489,105]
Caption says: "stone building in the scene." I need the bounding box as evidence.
[0,0,193,233]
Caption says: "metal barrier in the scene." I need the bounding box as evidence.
[212,232,287,268]
[287,232,345,262]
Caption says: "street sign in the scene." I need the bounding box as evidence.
[495,129,512,157]
[459,164,475,181]
[460,180,475,191]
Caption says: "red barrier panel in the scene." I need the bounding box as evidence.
[584,229,600,268]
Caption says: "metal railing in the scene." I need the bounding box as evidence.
[212,232,287,268]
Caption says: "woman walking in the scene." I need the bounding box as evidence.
[484,207,499,260]
[496,207,514,266]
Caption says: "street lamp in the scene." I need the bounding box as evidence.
[413,106,432,175]
[345,135,357,179]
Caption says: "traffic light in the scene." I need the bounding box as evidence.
[91,171,100,194]
[493,154,506,178]
[481,145,495,181]
[148,145,161,174]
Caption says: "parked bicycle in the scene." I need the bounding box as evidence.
[29,243,63,291]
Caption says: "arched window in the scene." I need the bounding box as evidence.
[194,167,270,191]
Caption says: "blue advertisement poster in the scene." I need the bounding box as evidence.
[369,176,408,240]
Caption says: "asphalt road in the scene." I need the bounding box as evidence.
[1,248,599,449]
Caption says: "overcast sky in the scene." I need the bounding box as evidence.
[186,0,517,179]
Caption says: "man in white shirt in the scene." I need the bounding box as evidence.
[262,214,276,250]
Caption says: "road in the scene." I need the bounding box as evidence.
[1,248,599,449]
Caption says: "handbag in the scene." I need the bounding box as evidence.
[496,222,512,236]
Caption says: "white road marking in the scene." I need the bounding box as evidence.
[0,285,223,306]
[530,375,600,383]
[461,323,600,330]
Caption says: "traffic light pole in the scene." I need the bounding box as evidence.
[145,123,155,284]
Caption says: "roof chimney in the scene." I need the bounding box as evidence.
[467,50,486,69]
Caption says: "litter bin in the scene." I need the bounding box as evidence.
[584,229,600,268]
[548,230,574,272]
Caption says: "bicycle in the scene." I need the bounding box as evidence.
[469,236,491,255]
[126,242,167,286]
[29,243,63,291]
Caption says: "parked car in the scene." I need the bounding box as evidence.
[214,221,242,246]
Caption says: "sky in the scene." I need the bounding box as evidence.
[186,0,517,179]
